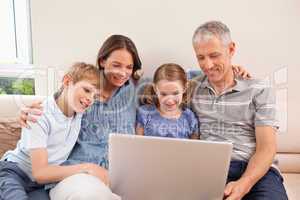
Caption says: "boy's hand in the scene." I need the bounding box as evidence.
[84,163,110,186]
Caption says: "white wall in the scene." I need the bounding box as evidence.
[30,0,300,149]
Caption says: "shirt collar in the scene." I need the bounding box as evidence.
[200,75,248,92]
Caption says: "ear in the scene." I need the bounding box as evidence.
[62,74,73,87]
[183,82,188,92]
[152,83,159,94]
[228,42,236,57]
[99,59,106,69]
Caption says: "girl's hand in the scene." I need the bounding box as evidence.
[232,65,252,79]
[19,101,43,128]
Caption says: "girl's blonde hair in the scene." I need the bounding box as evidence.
[56,62,100,97]
[140,63,192,107]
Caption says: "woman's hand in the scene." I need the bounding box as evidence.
[232,65,252,79]
[19,101,43,128]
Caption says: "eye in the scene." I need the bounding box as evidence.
[159,92,168,96]
[197,56,204,61]
[83,87,91,93]
[172,91,180,95]
[210,53,220,59]
[112,64,121,68]
[127,65,133,70]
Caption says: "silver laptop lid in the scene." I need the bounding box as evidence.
[109,134,232,200]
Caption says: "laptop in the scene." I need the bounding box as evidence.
[109,134,232,200]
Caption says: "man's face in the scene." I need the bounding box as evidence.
[193,36,235,84]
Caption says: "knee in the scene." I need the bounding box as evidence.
[50,173,115,200]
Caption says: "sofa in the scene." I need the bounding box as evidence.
[0,94,299,199]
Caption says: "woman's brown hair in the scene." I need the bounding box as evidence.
[96,35,142,80]
[140,63,191,107]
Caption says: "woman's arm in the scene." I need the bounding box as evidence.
[30,149,109,185]
[19,101,43,128]
[232,65,252,79]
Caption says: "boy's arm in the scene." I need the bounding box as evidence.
[30,149,109,185]
[26,114,109,185]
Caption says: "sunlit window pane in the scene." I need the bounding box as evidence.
[0,0,16,63]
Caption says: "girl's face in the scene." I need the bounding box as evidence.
[67,79,98,113]
[101,49,134,87]
[154,80,185,112]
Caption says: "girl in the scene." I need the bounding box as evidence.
[136,63,200,139]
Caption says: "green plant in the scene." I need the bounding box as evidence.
[0,77,35,95]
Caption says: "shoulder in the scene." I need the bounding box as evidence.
[138,104,157,114]
[30,97,55,126]
[31,96,63,130]
[182,107,198,120]
[240,78,272,90]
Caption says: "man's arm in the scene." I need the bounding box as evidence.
[224,126,277,200]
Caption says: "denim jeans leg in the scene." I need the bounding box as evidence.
[28,189,50,200]
[0,161,29,200]
[243,168,288,200]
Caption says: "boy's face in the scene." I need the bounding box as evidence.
[67,79,98,113]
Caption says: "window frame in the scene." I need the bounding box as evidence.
[0,0,33,77]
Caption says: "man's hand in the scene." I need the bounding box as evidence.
[224,177,252,200]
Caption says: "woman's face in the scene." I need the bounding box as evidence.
[101,49,134,87]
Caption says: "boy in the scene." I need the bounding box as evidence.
[0,62,106,200]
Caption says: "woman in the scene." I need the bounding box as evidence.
[20,35,142,200]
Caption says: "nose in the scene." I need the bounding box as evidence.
[201,58,214,71]
[85,94,93,105]
[164,96,176,104]
[116,69,126,78]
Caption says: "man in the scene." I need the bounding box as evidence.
[191,21,288,200]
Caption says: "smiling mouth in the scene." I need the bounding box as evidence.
[79,100,89,109]
[165,103,177,108]
[113,75,127,82]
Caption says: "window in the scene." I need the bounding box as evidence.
[0,0,34,95]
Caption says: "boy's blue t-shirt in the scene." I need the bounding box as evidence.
[136,105,199,138]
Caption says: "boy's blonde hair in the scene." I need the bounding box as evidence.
[65,62,100,87]
[56,62,100,97]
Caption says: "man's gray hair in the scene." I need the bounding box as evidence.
[192,21,232,46]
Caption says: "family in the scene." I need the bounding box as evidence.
[0,21,288,200]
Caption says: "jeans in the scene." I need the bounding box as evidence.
[0,161,49,200]
[227,160,288,200]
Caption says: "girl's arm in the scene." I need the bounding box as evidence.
[135,125,145,136]
[190,132,200,140]
[30,149,109,185]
